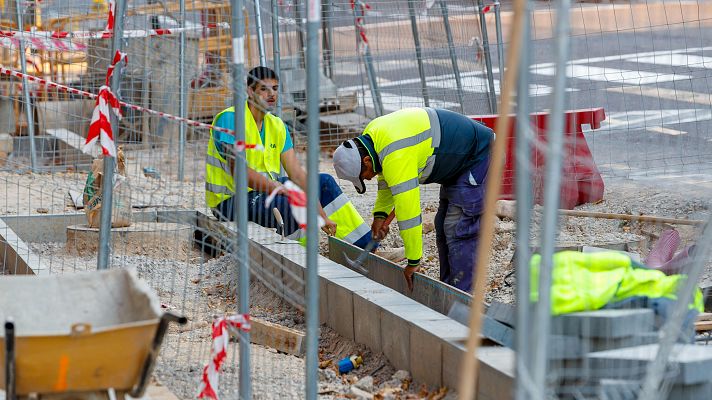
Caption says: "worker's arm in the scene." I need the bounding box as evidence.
[281,148,337,235]
[381,155,423,265]
[371,175,395,239]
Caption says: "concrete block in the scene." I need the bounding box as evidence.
[318,259,362,279]
[586,331,659,352]
[326,279,355,340]
[481,315,514,348]
[354,289,414,353]
[319,277,329,325]
[442,340,465,389]
[477,347,515,400]
[587,344,712,385]
[0,133,13,153]
[552,309,654,338]
[409,324,444,387]
[668,382,712,400]
[549,335,583,360]
[486,300,516,327]
[597,379,639,400]
[380,306,410,371]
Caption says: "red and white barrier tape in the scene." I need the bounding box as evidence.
[0,35,87,52]
[197,314,252,400]
[0,65,259,143]
[83,50,127,156]
[0,22,229,41]
[265,180,325,230]
[350,0,372,50]
[0,23,228,52]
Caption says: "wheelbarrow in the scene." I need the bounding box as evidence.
[0,268,187,399]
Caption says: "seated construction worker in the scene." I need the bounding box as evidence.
[332,107,494,292]
[206,66,372,248]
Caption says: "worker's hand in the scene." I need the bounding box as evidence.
[403,264,420,292]
[321,217,337,236]
[371,218,390,241]
[268,181,288,195]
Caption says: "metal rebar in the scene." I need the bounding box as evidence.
[305,0,321,398]
[438,0,464,112]
[177,0,186,181]
[514,2,534,398]
[477,0,497,113]
[97,0,128,271]
[14,0,37,172]
[530,1,571,398]
[406,0,429,107]
[254,0,267,66]
[271,0,282,115]
[639,220,712,399]
[494,2,505,94]
[231,1,251,399]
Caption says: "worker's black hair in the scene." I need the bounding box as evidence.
[247,66,279,88]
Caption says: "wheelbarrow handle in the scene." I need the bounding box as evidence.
[5,319,16,400]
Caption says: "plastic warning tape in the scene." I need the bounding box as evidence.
[0,65,259,145]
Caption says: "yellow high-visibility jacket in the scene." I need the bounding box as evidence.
[530,251,703,315]
[205,104,286,208]
[364,107,441,264]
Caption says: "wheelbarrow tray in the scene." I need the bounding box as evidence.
[0,268,162,395]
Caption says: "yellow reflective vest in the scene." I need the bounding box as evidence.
[530,251,704,315]
[364,107,441,263]
[205,104,286,208]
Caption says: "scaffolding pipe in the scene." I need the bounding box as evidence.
[231,1,251,398]
[530,1,571,398]
[514,2,534,399]
[14,0,37,172]
[177,0,186,181]
[97,0,128,271]
[407,0,429,107]
[305,0,321,398]
[438,0,464,112]
[270,0,282,115]
[254,0,267,66]
[477,0,497,113]
[494,2,505,94]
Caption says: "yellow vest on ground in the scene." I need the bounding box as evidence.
[365,107,440,263]
[529,251,703,315]
[205,104,286,208]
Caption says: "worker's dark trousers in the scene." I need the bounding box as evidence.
[214,174,372,249]
[435,156,490,292]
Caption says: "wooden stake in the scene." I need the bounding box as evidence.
[458,0,527,398]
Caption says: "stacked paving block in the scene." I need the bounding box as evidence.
[549,309,659,398]
[589,344,712,399]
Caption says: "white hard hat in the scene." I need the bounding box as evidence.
[333,139,366,194]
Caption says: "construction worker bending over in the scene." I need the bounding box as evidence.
[205,66,372,248]
[332,107,494,292]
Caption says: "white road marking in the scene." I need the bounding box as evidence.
[608,86,712,107]
[358,91,459,113]
[427,75,558,96]
[534,65,690,85]
[647,126,687,136]
[597,109,712,131]
[630,54,712,69]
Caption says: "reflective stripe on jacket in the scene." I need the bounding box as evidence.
[205,104,286,208]
[366,107,441,263]
[530,251,704,315]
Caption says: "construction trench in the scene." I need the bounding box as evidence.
[2,193,712,399]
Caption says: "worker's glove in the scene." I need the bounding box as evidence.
[403,264,420,292]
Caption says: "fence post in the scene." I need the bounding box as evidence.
[178,0,187,181]
[406,0,429,107]
[254,0,267,66]
[477,0,497,113]
[514,1,534,398]
[271,0,282,115]
[13,0,37,173]
[305,0,321,398]
[97,0,128,270]
[231,0,252,398]
[530,1,571,398]
[438,0,464,112]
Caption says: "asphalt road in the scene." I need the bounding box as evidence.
[329,23,712,197]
